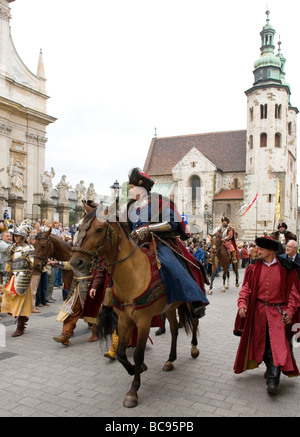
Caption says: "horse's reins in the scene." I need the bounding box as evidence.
[153,233,201,270]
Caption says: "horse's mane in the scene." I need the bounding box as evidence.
[83,206,131,239]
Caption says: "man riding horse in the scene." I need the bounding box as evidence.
[127,168,209,318]
[209,216,239,265]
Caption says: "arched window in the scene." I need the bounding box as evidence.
[233,178,239,189]
[260,133,267,147]
[260,104,267,119]
[249,135,253,149]
[191,175,201,202]
[275,132,281,148]
[275,104,282,119]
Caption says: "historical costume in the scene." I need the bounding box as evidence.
[234,236,300,395]
[1,224,35,336]
[127,167,209,318]
[53,257,108,346]
[271,222,297,255]
[209,216,239,264]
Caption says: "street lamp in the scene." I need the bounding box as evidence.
[110,180,120,201]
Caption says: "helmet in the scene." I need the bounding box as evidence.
[13,227,28,238]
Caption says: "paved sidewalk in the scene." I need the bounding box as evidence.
[0,269,299,418]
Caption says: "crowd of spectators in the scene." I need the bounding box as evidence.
[0,215,78,315]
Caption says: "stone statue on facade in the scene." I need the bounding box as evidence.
[8,160,24,196]
[56,175,71,204]
[40,167,55,202]
[75,180,87,206]
[87,182,97,203]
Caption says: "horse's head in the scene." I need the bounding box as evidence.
[210,234,222,258]
[70,203,119,274]
[32,228,52,273]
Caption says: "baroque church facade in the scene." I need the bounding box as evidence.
[0,0,56,223]
[143,10,299,242]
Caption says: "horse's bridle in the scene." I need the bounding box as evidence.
[71,216,138,270]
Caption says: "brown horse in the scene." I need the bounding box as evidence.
[32,229,74,291]
[70,203,204,408]
[208,234,239,293]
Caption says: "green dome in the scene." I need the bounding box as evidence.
[254,53,281,69]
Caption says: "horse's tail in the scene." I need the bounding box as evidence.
[177,303,195,335]
[97,305,113,340]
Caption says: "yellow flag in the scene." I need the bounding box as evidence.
[274,179,280,223]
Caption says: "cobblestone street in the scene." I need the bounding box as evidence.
[0,268,299,418]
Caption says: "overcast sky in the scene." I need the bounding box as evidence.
[8,0,300,196]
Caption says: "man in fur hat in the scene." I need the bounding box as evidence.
[271,222,297,255]
[127,167,209,319]
[233,236,300,395]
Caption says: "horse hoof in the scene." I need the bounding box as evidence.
[191,346,199,359]
[208,290,212,295]
[236,283,240,288]
[221,289,225,292]
[123,392,138,408]
[162,361,174,371]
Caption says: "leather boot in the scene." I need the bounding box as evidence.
[266,363,281,395]
[104,329,119,360]
[264,340,281,395]
[231,250,238,264]
[88,323,98,342]
[53,319,76,346]
[191,302,206,319]
[12,316,29,337]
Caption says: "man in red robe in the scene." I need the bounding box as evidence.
[233,236,300,395]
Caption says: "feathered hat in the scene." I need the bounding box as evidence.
[128,168,154,193]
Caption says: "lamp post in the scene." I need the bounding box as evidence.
[110,180,120,202]
[204,203,212,235]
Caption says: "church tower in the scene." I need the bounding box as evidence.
[242,9,298,240]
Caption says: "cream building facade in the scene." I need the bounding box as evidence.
[143,10,298,242]
[0,0,56,222]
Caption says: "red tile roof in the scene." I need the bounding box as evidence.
[144,130,247,175]
[214,189,244,200]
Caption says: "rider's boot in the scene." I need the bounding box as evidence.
[231,250,238,264]
[104,329,119,360]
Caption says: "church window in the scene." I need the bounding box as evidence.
[288,122,292,135]
[249,135,253,149]
[275,132,281,148]
[260,133,267,147]
[275,104,282,119]
[268,194,272,202]
[233,178,239,189]
[260,104,267,119]
[191,175,201,202]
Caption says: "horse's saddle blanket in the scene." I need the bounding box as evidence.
[112,247,166,310]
